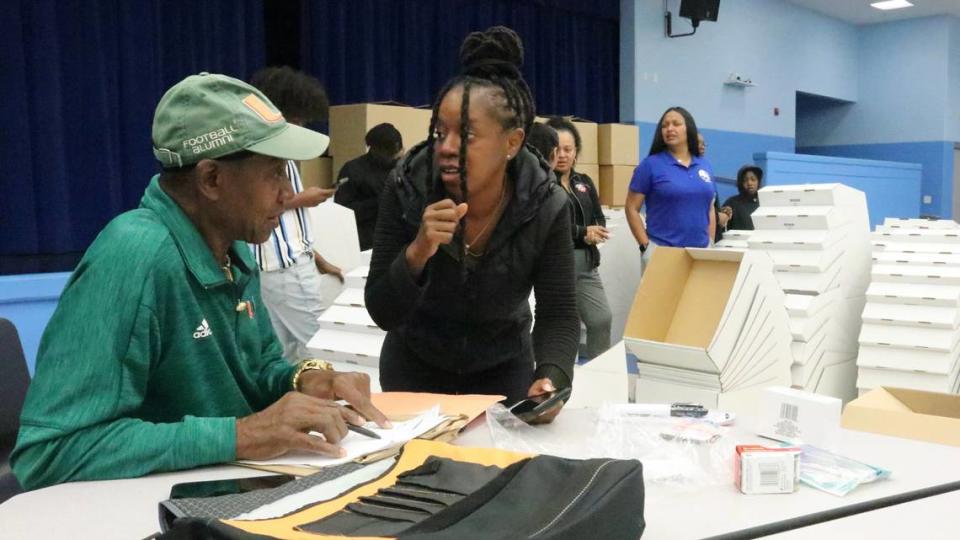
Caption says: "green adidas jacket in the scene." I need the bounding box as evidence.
[12,177,296,490]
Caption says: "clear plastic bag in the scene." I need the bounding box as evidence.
[485,403,736,491]
[797,444,891,496]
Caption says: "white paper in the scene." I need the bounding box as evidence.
[237,406,445,468]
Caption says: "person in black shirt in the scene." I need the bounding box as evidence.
[335,123,403,250]
[546,117,612,360]
[721,165,763,231]
[364,27,578,420]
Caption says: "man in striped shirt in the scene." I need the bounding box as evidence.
[250,67,345,363]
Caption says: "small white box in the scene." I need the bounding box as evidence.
[344,265,369,289]
[858,322,959,352]
[752,205,851,230]
[872,251,960,267]
[857,363,960,394]
[871,241,960,255]
[861,302,960,329]
[873,229,960,245]
[333,288,366,308]
[883,217,959,229]
[872,264,960,286]
[735,445,801,495]
[317,305,383,336]
[758,184,865,208]
[758,386,841,449]
[865,282,960,307]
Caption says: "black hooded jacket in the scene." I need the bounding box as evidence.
[365,143,579,390]
[722,165,763,231]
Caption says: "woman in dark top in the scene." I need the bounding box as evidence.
[721,165,763,231]
[546,117,612,359]
[365,26,578,419]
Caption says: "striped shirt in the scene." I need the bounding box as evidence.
[252,160,314,271]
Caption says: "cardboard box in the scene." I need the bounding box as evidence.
[624,248,791,376]
[598,123,640,165]
[841,387,960,446]
[298,157,334,189]
[570,118,598,164]
[329,102,432,161]
[599,165,633,207]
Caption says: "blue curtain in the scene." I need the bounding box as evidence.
[0,0,265,268]
[300,0,619,130]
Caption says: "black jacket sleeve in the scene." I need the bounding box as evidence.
[364,179,428,331]
[334,162,382,224]
[531,204,579,390]
[584,174,605,228]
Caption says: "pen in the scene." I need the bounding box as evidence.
[348,423,382,440]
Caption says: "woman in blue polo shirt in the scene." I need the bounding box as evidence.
[624,106,716,270]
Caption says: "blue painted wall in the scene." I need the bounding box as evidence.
[754,152,922,228]
[798,142,954,218]
[0,272,70,375]
[950,17,960,142]
[637,121,795,188]
[797,16,959,218]
[620,0,858,136]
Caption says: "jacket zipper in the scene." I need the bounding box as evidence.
[528,459,614,538]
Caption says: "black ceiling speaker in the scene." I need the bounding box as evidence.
[680,0,720,27]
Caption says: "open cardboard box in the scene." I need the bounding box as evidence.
[842,387,960,446]
[624,247,792,380]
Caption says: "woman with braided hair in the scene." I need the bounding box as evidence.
[365,26,578,420]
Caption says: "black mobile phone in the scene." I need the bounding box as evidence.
[509,387,572,422]
[168,474,296,500]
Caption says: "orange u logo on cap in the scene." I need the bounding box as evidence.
[242,94,283,124]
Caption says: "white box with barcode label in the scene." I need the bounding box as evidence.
[757,386,841,449]
[735,445,801,495]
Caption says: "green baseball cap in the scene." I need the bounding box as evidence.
[152,72,329,168]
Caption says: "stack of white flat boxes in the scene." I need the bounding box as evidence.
[857,218,960,395]
[306,250,386,368]
[715,229,753,249]
[746,184,872,402]
[624,247,793,416]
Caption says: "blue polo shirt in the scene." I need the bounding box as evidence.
[629,151,716,248]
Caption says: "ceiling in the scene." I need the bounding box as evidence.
[785,0,960,25]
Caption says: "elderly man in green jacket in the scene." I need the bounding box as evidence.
[11,73,388,490]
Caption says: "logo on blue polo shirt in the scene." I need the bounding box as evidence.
[698,169,712,183]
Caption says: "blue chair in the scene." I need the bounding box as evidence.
[0,318,29,502]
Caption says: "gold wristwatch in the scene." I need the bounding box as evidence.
[291,358,334,392]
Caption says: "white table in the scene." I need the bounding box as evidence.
[766,489,960,539]
[2,409,959,539]
[458,409,960,540]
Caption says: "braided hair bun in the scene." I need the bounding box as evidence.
[459,26,524,81]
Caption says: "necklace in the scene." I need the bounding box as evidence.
[464,184,508,256]
[222,252,234,282]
